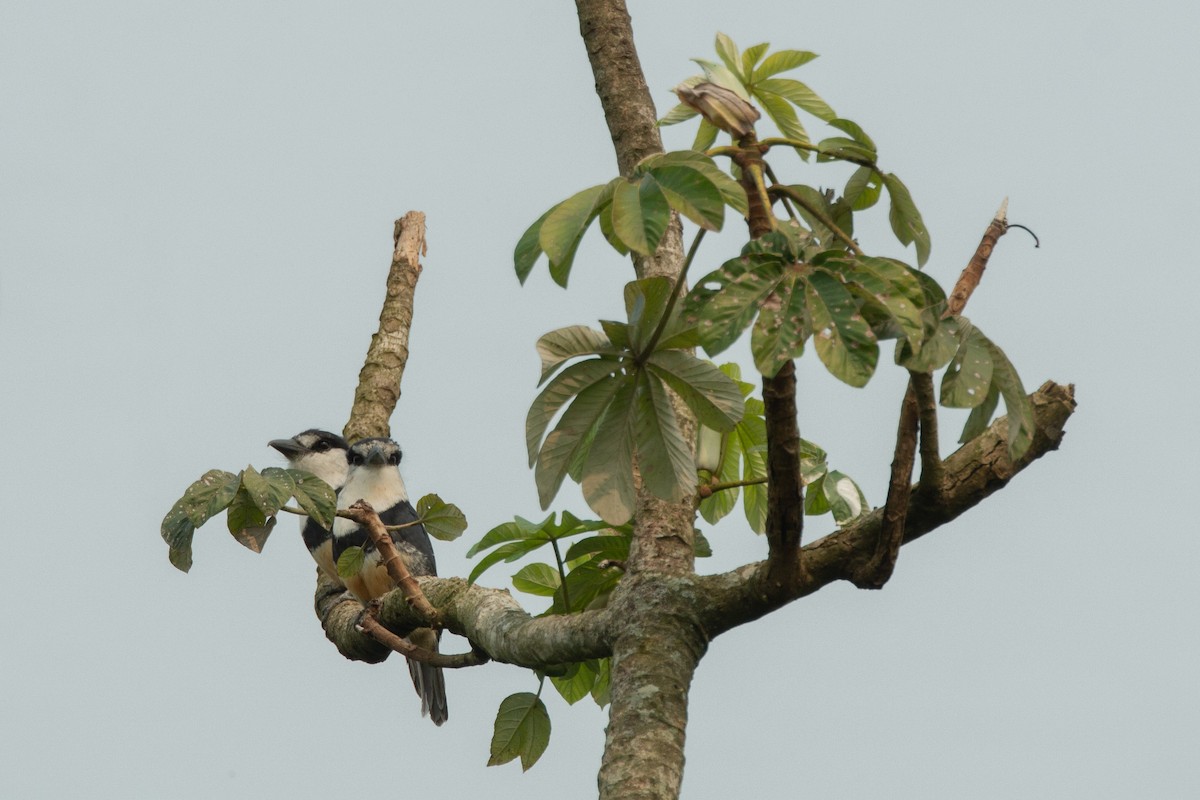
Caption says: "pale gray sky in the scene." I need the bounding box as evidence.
[2,1,1197,798]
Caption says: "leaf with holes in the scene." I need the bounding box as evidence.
[685,253,787,356]
[287,469,337,530]
[806,269,879,387]
[941,319,994,408]
[750,268,810,378]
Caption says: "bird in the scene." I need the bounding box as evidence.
[332,436,448,726]
[268,429,350,585]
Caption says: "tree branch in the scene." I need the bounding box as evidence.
[344,211,426,442]
[697,380,1077,637]
[910,370,943,491]
[357,614,489,668]
[849,382,919,589]
[944,199,1008,318]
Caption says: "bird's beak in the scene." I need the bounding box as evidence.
[364,442,389,465]
[268,437,306,457]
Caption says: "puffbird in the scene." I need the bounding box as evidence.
[268,429,350,585]
[332,437,447,725]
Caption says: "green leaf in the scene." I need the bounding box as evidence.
[286,468,337,530]
[883,173,931,267]
[754,88,810,145]
[581,379,639,524]
[648,165,725,230]
[750,269,810,378]
[822,469,868,525]
[514,208,551,285]
[511,563,561,597]
[752,49,819,82]
[467,515,544,558]
[591,658,612,707]
[539,182,615,287]
[843,166,882,211]
[527,357,622,466]
[714,32,743,80]
[834,255,928,348]
[646,350,745,431]
[741,42,770,77]
[240,465,290,517]
[806,269,879,387]
[467,538,550,585]
[488,692,551,771]
[161,499,197,573]
[828,118,876,150]
[597,202,630,256]
[940,320,994,408]
[693,529,713,557]
[535,373,629,510]
[176,469,240,528]
[564,533,630,563]
[817,136,877,164]
[897,316,957,372]
[692,58,752,100]
[643,150,747,215]
[755,77,835,121]
[951,325,1034,460]
[535,325,614,384]
[692,118,719,152]
[960,383,1001,443]
[624,277,675,355]
[336,545,366,579]
[611,175,671,256]
[549,661,597,705]
[226,485,269,539]
[555,562,623,613]
[416,494,467,541]
[684,253,786,356]
[633,371,696,503]
[657,102,699,128]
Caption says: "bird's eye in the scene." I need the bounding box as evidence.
[389,452,402,465]
[349,453,364,466]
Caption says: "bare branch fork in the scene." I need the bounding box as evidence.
[858,199,1020,588]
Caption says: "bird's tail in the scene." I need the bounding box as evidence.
[406,627,448,726]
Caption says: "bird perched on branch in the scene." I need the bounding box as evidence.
[332,436,447,726]
[268,429,350,585]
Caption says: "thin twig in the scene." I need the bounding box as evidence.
[763,163,799,222]
[768,185,862,255]
[340,500,439,623]
[640,228,706,359]
[697,476,768,498]
[357,614,489,668]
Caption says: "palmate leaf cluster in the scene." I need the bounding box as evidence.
[526,277,745,526]
[160,467,466,572]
